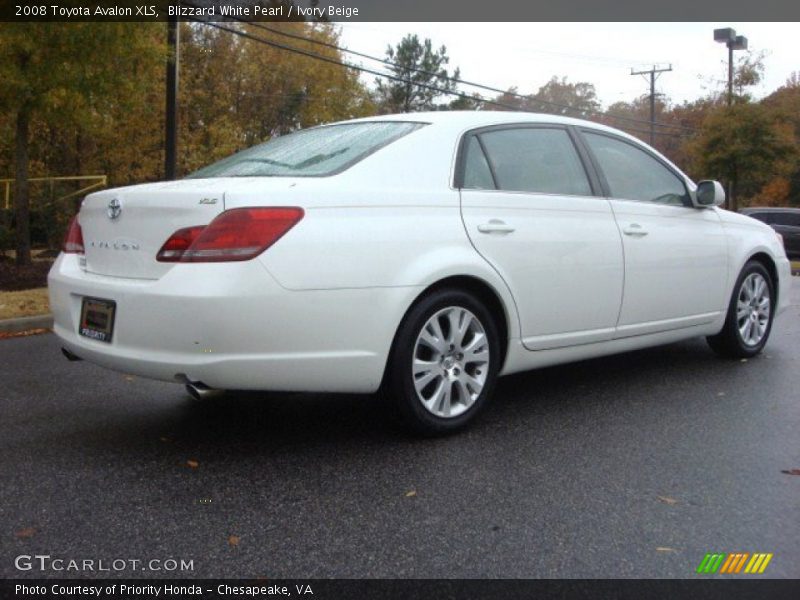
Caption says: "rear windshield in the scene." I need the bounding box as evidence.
[187,121,425,178]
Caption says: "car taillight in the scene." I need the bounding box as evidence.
[62,215,84,254]
[156,226,205,262]
[156,207,304,263]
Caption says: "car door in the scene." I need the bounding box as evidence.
[458,124,625,350]
[578,129,728,337]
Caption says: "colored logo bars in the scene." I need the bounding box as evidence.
[696,552,773,574]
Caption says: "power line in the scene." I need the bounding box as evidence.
[177,0,693,134]
[232,18,695,134]
[175,0,691,133]
[182,17,687,140]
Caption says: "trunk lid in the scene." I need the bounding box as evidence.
[79,179,230,280]
[79,177,321,279]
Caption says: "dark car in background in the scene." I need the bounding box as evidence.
[740,207,800,259]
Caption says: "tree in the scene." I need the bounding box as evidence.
[491,77,600,118]
[446,92,484,111]
[760,73,800,206]
[178,21,374,174]
[688,102,796,211]
[375,34,460,113]
[733,51,767,102]
[0,24,164,265]
[531,76,600,116]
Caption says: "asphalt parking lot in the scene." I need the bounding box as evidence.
[2,278,799,579]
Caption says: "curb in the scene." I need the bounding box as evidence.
[0,314,53,334]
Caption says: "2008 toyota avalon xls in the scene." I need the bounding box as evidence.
[48,112,792,433]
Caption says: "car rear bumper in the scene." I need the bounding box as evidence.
[48,254,415,393]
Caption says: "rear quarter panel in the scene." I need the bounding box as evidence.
[223,121,524,357]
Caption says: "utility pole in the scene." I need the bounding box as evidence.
[165,15,180,180]
[630,65,672,146]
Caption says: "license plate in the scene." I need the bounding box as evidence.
[79,297,116,343]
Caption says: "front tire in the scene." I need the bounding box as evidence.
[707,260,775,358]
[384,289,501,435]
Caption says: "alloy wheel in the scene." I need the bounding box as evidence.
[736,272,771,347]
[411,306,490,418]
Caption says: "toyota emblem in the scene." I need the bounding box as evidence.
[107,198,122,220]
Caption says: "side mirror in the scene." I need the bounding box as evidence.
[693,180,725,208]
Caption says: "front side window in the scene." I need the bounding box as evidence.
[583,131,689,206]
[466,127,592,196]
[187,122,425,178]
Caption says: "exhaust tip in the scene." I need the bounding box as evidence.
[184,382,226,402]
[61,347,83,362]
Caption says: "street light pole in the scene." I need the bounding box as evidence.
[727,42,734,106]
[714,28,747,105]
[713,28,748,209]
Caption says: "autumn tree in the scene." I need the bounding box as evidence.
[491,77,600,118]
[760,73,800,206]
[531,76,601,116]
[375,34,460,113]
[688,102,796,211]
[177,22,374,174]
[0,23,164,265]
[0,20,374,255]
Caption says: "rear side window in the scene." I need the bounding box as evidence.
[187,122,425,178]
[583,132,689,206]
[462,136,496,190]
[469,127,592,196]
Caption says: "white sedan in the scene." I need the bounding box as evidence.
[48,112,792,433]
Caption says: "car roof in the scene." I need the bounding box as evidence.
[334,110,630,136]
[328,110,692,184]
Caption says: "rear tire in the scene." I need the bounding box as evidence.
[383,288,501,435]
[707,260,775,359]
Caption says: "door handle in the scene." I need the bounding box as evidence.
[622,223,648,237]
[477,219,515,235]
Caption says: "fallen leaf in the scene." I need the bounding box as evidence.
[124,375,134,382]
[405,490,417,497]
[228,535,240,547]
[15,527,36,539]
[187,460,199,469]
[657,496,679,505]
[0,328,49,340]
[780,469,800,476]
[656,547,677,553]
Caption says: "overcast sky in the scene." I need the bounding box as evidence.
[336,22,797,108]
